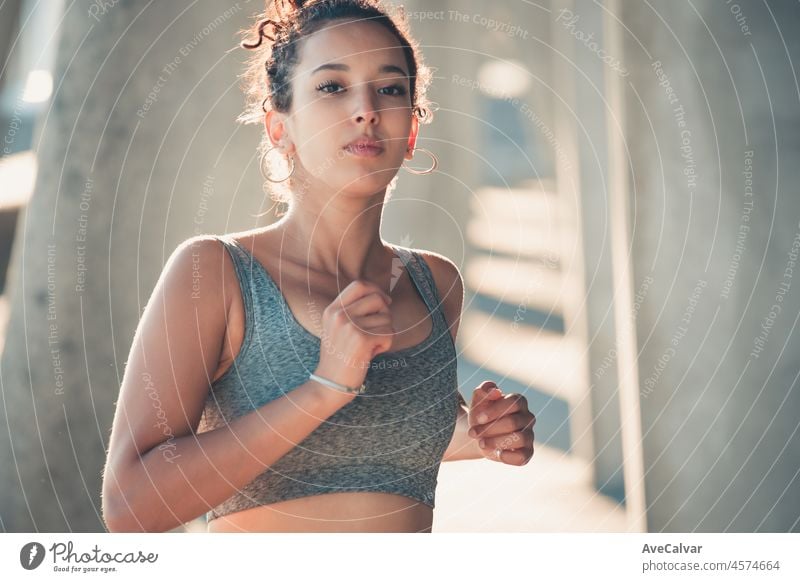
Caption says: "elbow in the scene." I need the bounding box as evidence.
[102,462,157,532]
[102,472,189,533]
[102,495,136,533]
[102,494,164,533]
[103,507,136,533]
[102,482,144,532]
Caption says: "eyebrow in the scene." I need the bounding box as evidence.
[310,63,409,77]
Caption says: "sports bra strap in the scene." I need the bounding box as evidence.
[391,246,447,332]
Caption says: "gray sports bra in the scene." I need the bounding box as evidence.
[198,235,460,522]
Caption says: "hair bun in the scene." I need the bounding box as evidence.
[240,18,274,49]
[278,0,307,16]
[241,0,306,50]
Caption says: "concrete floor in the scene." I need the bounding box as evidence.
[433,443,628,532]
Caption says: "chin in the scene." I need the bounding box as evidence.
[335,169,398,196]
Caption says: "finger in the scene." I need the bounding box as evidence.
[469,382,503,421]
[353,313,393,331]
[345,293,391,317]
[477,430,533,452]
[334,280,392,309]
[469,411,534,438]
[469,393,528,429]
[471,381,501,400]
[469,382,496,423]
[492,447,534,466]
[470,409,536,438]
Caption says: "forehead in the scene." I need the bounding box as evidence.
[298,18,408,74]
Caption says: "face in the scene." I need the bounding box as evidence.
[266,18,419,197]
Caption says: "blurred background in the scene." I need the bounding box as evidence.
[0,0,798,533]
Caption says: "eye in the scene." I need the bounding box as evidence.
[315,80,344,94]
[379,84,407,97]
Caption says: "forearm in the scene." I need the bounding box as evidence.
[442,403,483,462]
[104,379,352,532]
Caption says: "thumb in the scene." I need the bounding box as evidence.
[470,381,503,407]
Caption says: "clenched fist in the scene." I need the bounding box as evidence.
[467,381,536,465]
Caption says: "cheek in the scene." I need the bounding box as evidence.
[387,111,414,154]
[292,111,347,168]
[296,142,342,176]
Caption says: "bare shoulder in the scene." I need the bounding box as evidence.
[156,234,245,376]
[167,235,236,308]
[412,248,465,344]
[171,233,228,265]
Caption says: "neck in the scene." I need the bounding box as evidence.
[274,184,391,282]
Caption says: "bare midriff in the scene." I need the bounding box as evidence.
[206,491,433,533]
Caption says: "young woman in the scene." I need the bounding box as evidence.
[102,0,535,533]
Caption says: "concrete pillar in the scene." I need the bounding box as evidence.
[0,0,23,90]
[550,0,628,504]
[617,0,800,531]
[0,0,263,531]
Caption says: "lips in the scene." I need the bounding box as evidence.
[343,136,385,157]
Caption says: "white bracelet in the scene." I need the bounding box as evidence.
[308,372,366,394]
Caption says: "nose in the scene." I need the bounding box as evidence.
[353,88,380,126]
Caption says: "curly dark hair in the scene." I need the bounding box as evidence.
[237,0,435,209]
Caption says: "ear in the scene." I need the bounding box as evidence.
[404,114,420,161]
[264,109,295,155]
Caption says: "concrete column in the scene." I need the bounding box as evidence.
[550,0,629,504]
[0,0,23,90]
[0,0,262,531]
[617,0,800,531]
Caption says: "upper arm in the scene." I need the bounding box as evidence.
[104,236,232,480]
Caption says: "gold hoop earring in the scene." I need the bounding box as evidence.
[402,147,438,175]
[260,146,295,183]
